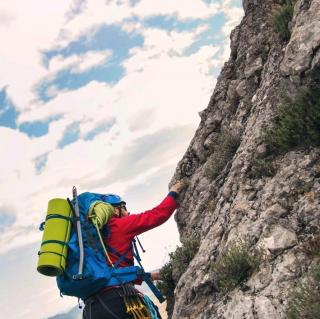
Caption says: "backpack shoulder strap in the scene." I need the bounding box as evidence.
[106,244,134,267]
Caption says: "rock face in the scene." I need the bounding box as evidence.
[170,0,320,318]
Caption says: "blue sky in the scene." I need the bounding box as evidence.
[0,0,243,318]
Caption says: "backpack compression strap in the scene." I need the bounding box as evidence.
[104,238,165,303]
[132,238,165,303]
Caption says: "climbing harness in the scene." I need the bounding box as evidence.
[83,284,158,319]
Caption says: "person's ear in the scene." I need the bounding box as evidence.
[114,207,120,216]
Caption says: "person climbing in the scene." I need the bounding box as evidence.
[82,180,187,319]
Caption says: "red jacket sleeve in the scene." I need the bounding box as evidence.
[114,195,178,237]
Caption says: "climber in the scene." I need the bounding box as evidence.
[82,180,187,319]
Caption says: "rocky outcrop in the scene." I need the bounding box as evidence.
[170,0,320,318]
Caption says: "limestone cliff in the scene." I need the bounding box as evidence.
[170,0,320,318]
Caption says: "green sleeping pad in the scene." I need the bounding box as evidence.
[37,198,72,277]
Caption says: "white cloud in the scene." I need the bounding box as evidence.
[123,24,210,67]
[133,0,219,20]
[0,0,73,110]
[46,84,68,98]
[0,10,15,26]
[48,50,112,74]
[19,25,219,133]
[54,0,133,46]
[220,2,244,36]
[0,127,34,183]
[55,0,220,48]
[0,0,243,113]
[0,243,78,319]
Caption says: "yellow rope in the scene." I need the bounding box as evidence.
[90,217,114,267]
[88,202,115,267]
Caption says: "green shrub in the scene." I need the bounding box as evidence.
[272,3,294,41]
[286,264,320,319]
[171,237,201,279]
[302,235,320,257]
[157,237,200,317]
[211,240,262,293]
[265,87,320,155]
[156,261,175,316]
[207,131,241,179]
[248,157,277,178]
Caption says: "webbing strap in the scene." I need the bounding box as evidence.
[41,239,68,246]
[96,294,122,319]
[136,237,146,253]
[133,239,141,262]
[37,251,66,259]
[142,273,165,303]
[46,214,73,222]
[107,245,133,267]
[85,222,98,252]
[132,242,165,304]
[84,298,93,319]
[39,214,73,231]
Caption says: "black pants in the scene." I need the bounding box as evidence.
[83,288,162,319]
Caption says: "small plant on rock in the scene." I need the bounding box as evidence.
[156,261,175,316]
[302,235,320,258]
[265,87,320,155]
[272,3,294,41]
[157,237,200,317]
[286,264,320,319]
[207,131,241,179]
[170,237,201,279]
[248,157,277,178]
[211,240,262,293]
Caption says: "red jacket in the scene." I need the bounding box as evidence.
[103,194,178,267]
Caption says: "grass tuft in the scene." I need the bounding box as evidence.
[207,131,240,179]
[286,264,320,319]
[272,3,294,41]
[210,240,262,293]
[157,237,200,317]
[248,157,277,178]
[301,235,320,257]
[265,87,320,155]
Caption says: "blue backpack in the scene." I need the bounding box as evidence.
[56,188,164,302]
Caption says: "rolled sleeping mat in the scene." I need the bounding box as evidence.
[37,198,72,277]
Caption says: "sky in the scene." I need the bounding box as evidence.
[0,1,243,318]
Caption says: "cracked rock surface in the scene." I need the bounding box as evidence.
[169,0,320,318]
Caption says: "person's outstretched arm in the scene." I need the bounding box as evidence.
[116,180,187,237]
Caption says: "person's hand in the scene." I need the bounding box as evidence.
[150,271,161,281]
[169,179,188,193]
